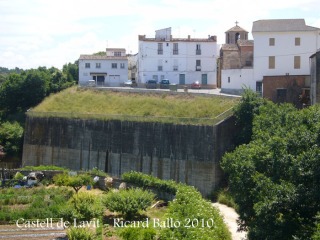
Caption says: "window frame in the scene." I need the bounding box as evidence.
[294,56,301,69]
[269,38,275,46]
[158,43,163,55]
[269,56,275,69]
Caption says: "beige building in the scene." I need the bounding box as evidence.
[219,23,254,94]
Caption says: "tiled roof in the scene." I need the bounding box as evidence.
[252,19,320,32]
[79,55,127,60]
[225,25,248,33]
[237,40,254,46]
[106,48,126,51]
[221,44,239,51]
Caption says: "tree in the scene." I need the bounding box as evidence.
[0,73,24,114]
[0,121,23,158]
[21,69,49,110]
[233,88,266,145]
[53,173,93,193]
[221,102,320,239]
[62,61,78,84]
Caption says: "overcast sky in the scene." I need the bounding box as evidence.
[1,0,320,69]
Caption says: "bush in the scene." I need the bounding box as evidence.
[159,185,232,240]
[0,186,73,222]
[60,192,104,222]
[13,172,24,181]
[122,171,177,194]
[119,227,156,240]
[104,188,155,220]
[86,167,108,177]
[67,227,96,240]
[20,165,68,171]
[216,189,238,211]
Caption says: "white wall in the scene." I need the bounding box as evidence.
[79,59,128,86]
[221,69,254,94]
[253,31,320,81]
[138,40,217,85]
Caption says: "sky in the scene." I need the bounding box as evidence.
[1,0,320,69]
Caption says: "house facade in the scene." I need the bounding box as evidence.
[138,27,218,88]
[78,48,128,87]
[252,19,320,106]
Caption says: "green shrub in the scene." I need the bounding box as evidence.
[13,172,25,180]
[67,227,96,240]
[119,227,156,240]
[216,189,238,211]
[159,185,232,240]
[104,188,155,220]
[0,186,73,222]
[122,171,177,194]
[60,192,104,222]
[20,165,68,171]
[86,167,108,177]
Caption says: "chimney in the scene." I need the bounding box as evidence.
[138,35,146,40]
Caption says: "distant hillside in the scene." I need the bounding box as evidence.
[30,87,238,125]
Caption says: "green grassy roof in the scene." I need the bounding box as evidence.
[30,87,238,125]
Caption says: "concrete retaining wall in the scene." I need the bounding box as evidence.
[22,116,238,196]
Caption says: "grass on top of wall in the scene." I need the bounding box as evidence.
[31,87,238,125]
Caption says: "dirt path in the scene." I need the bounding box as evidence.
[0,225,66,240]
[212,202,247,240]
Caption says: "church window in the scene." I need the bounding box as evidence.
[235,33,240,43]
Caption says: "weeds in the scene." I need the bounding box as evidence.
[31,87,238,125]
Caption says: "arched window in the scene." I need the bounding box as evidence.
[235,33,240,43]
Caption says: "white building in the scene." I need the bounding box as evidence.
[78,48,128,87]
[252,19,320,91]
[138,27,218,88]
